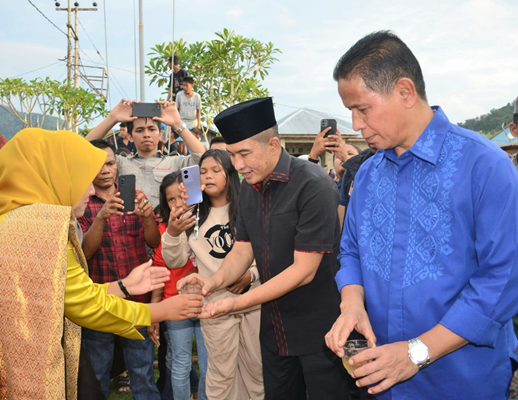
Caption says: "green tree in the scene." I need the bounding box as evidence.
[146,28,281,135]
[0,77,107,131]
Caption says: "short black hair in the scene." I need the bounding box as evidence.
[168,55,179,65]
[333,30,427,101]
[182,76,194,86]
[514,113,518,126]
[119,122,127,128]
[126,117,161,136]
[210,136,226,146]
[89,139,116,155]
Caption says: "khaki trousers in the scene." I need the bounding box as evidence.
[201,308,264,400]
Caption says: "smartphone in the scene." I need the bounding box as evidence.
[321,119,337,138]
[118,174,136,212]
[181,165,203,206]
[132,102,161,118]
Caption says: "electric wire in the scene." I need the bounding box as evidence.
[8,61,65,79]
[26,0,67,36]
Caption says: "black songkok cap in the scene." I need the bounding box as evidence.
[214,97,276,144]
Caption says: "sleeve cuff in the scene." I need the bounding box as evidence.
[162,231,182,245]
[440,300,502,347]
[235,233,250,242]
[335,262,363,291]
[295,242,334,253]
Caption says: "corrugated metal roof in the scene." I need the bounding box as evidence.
[277,108,359,136]
[490,126,518,146]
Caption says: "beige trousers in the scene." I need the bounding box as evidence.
[201,308,264,400]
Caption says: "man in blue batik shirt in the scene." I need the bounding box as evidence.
[325,31,518,400]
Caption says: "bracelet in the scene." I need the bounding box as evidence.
[117,279,132,298]
[308,157,319,164]
[249,269,255,284]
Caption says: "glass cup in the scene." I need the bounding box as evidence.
[179,282,203,295]
[342,339,372,375]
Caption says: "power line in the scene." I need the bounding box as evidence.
[27,0,67,36]
[77,17,106,64]
[9,60,65,79]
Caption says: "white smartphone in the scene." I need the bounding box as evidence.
[181,165,203,206]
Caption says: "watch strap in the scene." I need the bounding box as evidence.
[174,122,187,136]
[117,279,131,298]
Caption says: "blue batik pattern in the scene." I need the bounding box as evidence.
[358,159,398,281]
[403,132,466,287]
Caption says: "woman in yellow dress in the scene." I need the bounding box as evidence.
[0,128,203,400]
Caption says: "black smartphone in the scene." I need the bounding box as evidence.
[321,119,337,138]
[118,174,136,212]
[132,102,161,118]
[181,165,203,206]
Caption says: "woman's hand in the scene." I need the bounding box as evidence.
[166,205,196,237]
[122,260,170,295]
[160,294,204,320]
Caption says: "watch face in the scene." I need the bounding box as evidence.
[410,343,429,362]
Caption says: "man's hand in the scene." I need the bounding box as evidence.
[226,270,251,294]
[147,323,160,347]
[199,297,238,319]
[309,127,333,160]
[154,101,182,129]
[130,192,154,219]
[348,341,419,395]
[324,128,350,161]
[122,260,170,295]
[109,99,138,123]
[177,273,217,297]
[325,302,376,358]
[97,193,124,220]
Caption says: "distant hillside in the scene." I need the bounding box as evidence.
[458,102,514,136]
[0,108,62,140]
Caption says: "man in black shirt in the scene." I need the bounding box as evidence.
[166,55,187,102]
[179,98,351,399]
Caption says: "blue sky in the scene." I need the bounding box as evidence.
[1,0,517,127]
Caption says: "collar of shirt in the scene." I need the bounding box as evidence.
[377,106,450,167]
[252,148,291,191]
[92,182,118,201]
[132,151,164,159]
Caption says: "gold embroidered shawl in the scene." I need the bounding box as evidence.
[0,203,89,400]
[0,128,106,400]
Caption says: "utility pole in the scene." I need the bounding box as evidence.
[56,1,97,130]
[139,0,145,101]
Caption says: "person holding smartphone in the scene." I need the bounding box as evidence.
[86,99,206,208]
[78,139,164,400]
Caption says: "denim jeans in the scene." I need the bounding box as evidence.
[82,327,160,400]
[165,318,207,400]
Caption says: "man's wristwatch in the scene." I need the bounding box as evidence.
[408,338,430,369]
[173,122,187,136]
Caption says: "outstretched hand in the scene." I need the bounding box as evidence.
[177,273,217,297]
[123,260,170,296]
[199,297,238,319]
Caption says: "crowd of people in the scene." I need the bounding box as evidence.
[1,30,518,400]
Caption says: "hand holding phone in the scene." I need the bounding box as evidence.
[181,166,203,206]
[132,103,162,118]
[118,174,136,212]
[321,119,337,138]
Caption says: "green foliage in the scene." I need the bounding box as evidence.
[0,77,107,131]
[145,28,281,131]
[458,102,514,136]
